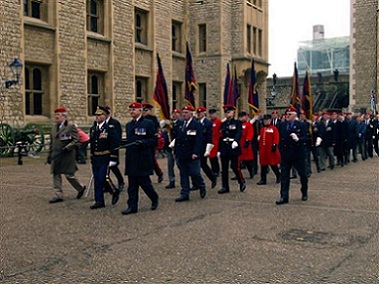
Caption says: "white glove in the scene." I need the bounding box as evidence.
[109,161,117,167]
[217,152,221,158]
[169,139,176,148]
[257,135,260,141]
[221,117,227,123]
[315,137,322,147]
[290,133,299,142]
[204,143,214,157]
[231,141,238,149]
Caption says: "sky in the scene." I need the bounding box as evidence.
[268,0,350,77]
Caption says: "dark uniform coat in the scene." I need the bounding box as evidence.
[125,117,157,176]
[107,116,122,163]
[219,118,242,157]
[278,120,308,161]
[49,120,79,175]
[174,118,203,161]
[199,117,213,153]
[89,122,119,167]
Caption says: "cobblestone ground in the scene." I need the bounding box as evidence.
[0,153,378,283]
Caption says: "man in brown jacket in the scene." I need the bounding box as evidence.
[47,107,86,203]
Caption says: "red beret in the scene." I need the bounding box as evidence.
[142,103,154,109]
[223,104,236,111]
[285,105,297,114]
[54,107,67,113]
[129,102,143,109]
[272,110,279,114]
[196,106,207,113]
[182,105,195,111]
[172,109,181,114]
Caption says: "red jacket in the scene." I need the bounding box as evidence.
[259,125,281,166]
[239,121,254,161]
[209,118,222,158]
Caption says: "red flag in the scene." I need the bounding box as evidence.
[153,54,170,120]
[185,42,197,107]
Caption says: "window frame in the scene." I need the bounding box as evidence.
[86,0,104,34]
[25,64,48,116]
[135,8,148,45]
[198,24,207,53]
[172,81,182,110]
[87,71,105,116]
[247,24,252,54]
[198,83,207,108]
[23,0,47,21]
[135,76,149,103]
[172,20,183,52]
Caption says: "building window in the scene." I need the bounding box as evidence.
[135,8,148,45]
[247,24,252,54]
[198,83,207,108]
[135,77,148,103]
[258,29,262,56]
[172,21,182,52]
[86,0,104,34]
[23,0,47,21]
[253,27,257,55]
[87,72,105,115]
[199,24,207,53]
[25,65,49,116]
[172,81,182,110]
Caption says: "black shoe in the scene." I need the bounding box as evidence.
[240,182,246,192]
[231,176,238,180]
[211,179,217,189]
[275,198,289,205]
[49,197,63,204]
[329,165,334,170]
[218,188,230,194]
[121,208,138,215]
[76,186,86,199]
[317,168,321,173]
[276,176,281,184]
[256,180,266,185]
[302,195,308,201]
[200,188,206,199]
[165,181,175,189]
[290,175,297,179]
[190,186,199,191]
[118,183,125,192]
[151,198,159,210]
[111,190,120,205]
[249,171,254,179]
[158,174,164,183]
[213,172,219,178]
[90,202,105,209]
[175,195,189,202]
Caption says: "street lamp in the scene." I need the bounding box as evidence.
[5,58,23,88]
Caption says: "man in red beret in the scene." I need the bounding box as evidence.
[142,103,164,183]
[47,107,86,204]
[275,105,309,205]
[121,102,159,214]
[173,105,206,201]
[218,105,246,194]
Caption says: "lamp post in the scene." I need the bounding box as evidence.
[5,58,23,88]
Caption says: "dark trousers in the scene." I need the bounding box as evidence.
[210,157,220,176]
[365,137,373,158]
[127,175,158,211]
[252,142,259,174]
[92,163,108,204]
[110,165,124,186]
[311,146,320,170]
[373,137,379,155]
[221,155,244,190]
[260,165,280,182]
[177,158,205,198]
[200,155,215,182]
[358,140,367,160]
[280,158,308,201]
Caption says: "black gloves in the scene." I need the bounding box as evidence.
[271,144,277,152]
[244,140,251,148]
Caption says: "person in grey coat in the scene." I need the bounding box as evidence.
[47,107,86,203]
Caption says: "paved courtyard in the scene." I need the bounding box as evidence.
[0,153,378,283]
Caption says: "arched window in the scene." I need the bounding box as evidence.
[86,0,103,34]
[87,72,104,115]
[25,66,46,115]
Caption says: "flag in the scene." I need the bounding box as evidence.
[289,62,301,115]
[185,42,197,107]
[223,63,232,105]
[248,59,259,113]
[231,65,240,107]
[370,89,377,115]
[153,54,170,120]
[302,70,313,120]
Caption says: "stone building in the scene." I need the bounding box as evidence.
[350,0,378,112]
[0,0,269,127]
